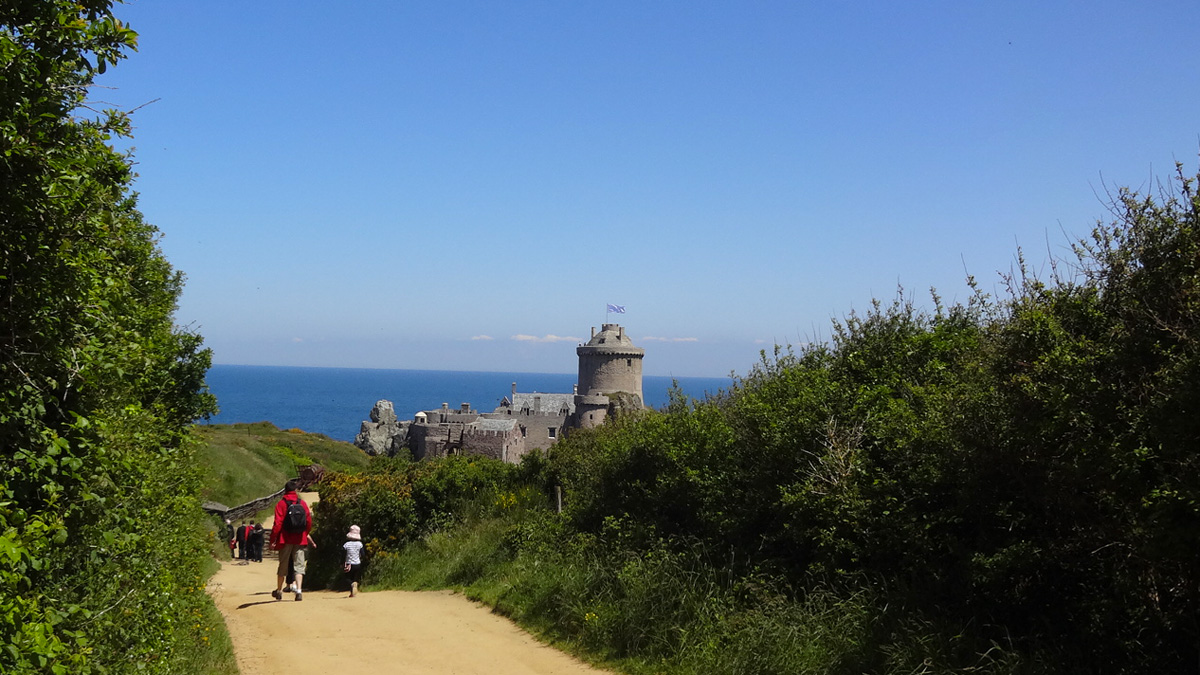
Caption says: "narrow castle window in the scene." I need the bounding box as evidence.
[548,427,557,438]
[627,358,632,367]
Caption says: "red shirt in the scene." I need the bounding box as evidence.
[270,491,312,549]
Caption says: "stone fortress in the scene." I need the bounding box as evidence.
[354,323,645,463]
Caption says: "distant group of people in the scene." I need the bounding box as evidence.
[225,518,264,562]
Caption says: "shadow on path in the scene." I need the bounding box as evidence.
[236,599,281,610]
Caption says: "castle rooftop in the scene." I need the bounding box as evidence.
[579,323,643,354]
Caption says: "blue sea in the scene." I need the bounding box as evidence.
[202,364,733,442]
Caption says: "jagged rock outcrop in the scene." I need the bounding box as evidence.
[606,391,645,419]
[354,399,409,456]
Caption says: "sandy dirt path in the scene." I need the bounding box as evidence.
[209,495,608,675]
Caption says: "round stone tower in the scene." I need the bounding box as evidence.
[574,324,644,428]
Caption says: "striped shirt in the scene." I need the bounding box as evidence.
[343,540,364,566]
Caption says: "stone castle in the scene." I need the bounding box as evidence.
[354,323,644,463]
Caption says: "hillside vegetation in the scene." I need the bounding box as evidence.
[197,422,369,509]
[311,163,1200,674]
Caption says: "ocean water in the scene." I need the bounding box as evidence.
[202,364,733,442]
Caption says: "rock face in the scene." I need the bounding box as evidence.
[354,400,408,456]
[606,391,644,419]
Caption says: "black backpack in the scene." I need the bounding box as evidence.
[282,497,307,533]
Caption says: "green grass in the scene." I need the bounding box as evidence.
[194,422,370,508]
[362,503,1027,675]
[175,556,239,675]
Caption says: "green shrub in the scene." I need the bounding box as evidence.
[541,161,1200,671]
[304,161,1200,672]
[0,3,227,671]
[307,455,520,588]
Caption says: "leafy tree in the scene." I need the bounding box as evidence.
[1,2,217,672]
[543,161,1200,671]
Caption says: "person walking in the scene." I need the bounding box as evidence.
[343,525,366,597]
[243,521,251,561]
[283,536,317,591]
[235,520,248,560]
[250,522,264,562]
[225,519,236,559]
[270,479,312,601]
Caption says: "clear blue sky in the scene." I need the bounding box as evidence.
[101,1,1200,378]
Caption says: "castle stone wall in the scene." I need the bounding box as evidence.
[493,409,569,452]
[573,398,609,429]
[461,425,525,462]
[578,353,643,400]
[577,324,644,401]
[408,422,461,461]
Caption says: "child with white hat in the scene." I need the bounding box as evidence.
[343,525,366,597]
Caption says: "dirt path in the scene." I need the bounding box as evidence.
[209,495,608,675]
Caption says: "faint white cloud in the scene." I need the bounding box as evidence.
[292,337,303,343]
[643,336,700,343]
[511,334,582,343]
[470,335,494,341]
[754,339,768,344]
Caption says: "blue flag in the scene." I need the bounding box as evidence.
[606,304,626,314]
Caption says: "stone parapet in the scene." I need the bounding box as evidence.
[576,345,645,357]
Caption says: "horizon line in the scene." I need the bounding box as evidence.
[209,362,735,381]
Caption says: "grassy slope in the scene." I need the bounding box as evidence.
[195,421,370,509]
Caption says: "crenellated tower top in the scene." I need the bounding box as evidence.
[576,324,644,400]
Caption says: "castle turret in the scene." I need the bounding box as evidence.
[574,323,644,428]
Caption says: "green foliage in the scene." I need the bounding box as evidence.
[306,455,522,588]
[0,2,227,672]
[543,161,1200,671]
[194,422,371,509]
[250,161,1200,672]
[353,160,1200,672]
[368,504,1018,675]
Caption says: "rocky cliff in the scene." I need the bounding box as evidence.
[354,399,409,456]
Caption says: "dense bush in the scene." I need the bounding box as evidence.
[547,162,1200,671]
[308,455,522,587]
[1,2,222,672]
[307,165,1200,671]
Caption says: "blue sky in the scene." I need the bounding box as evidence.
[101,1,1200,378]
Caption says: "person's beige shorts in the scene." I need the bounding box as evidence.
[276,543,308,577]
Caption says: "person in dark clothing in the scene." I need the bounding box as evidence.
[243,522,255,560]
[235,520,248,559]
[250,522,264,562]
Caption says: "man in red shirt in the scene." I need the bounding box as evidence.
[270,479,313,601]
